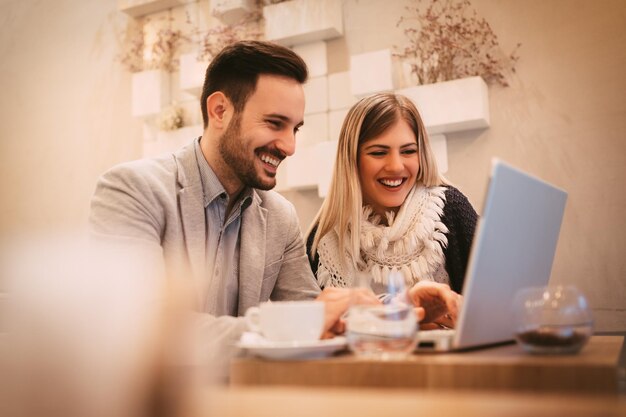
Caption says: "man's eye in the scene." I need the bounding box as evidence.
[267,120,281,128]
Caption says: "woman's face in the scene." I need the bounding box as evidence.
[358,118,420,217]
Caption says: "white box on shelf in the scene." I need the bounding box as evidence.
[328,108,348,141]
[132,69,170,118]
[350,49,394,97]
[304,76,328,115]
[397,76,490,134]
[293,41,327,78]
[180,52,209,96]
[283,145,318,189]
[328,71,357,110]
[299,112,329,149]
[315,140,338,198]
[264,0,343,46]
[429,134,448,174]
[212,0,256,24]
[118,0,197,18]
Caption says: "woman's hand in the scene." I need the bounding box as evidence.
[406,281,463,328]
[315,287,381,338]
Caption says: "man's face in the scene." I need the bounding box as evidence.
[219,74,305,191]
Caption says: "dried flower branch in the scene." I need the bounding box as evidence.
[118,14,191,73]
[144,28,184,71]
[143,15,190,72]
[192,11,263,62]
[396,0,520,86]
[117,20,144,73]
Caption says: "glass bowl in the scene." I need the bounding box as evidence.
[512,285,593,354]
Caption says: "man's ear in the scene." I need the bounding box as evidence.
[206,92,231,129]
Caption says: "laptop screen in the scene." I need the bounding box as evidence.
[453,160,568,349]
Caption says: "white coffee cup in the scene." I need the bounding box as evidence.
[244,300,325,342]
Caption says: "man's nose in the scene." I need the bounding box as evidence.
[275,130,296,157]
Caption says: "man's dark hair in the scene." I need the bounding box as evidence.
[200,40,309,128]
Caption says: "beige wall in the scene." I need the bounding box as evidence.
[0,0,143,235]
[1,0,624,330]
[450,0,626,331]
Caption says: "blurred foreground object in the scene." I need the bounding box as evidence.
[0,233,198,417]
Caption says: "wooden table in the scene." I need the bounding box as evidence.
[231,335,625,394]
[186,387,626,417]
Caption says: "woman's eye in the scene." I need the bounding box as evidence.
[368,151,386,156]
[402,149,418,155]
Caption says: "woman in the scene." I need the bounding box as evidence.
[306,93,478,327]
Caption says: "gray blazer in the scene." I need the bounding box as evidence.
[89,140,320,372]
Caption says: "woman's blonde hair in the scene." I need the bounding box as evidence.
[308,93,447,267]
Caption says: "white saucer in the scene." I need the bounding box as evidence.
[236,332,347,360]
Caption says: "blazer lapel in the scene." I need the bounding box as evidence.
[238,192,267,315]
[175,142,207,309]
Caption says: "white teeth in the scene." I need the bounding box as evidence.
[260,154,280,167]
[380,179,403,187]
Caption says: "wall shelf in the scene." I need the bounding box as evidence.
[118,0,197,17]
[212,0,256,25]
[264,0,343,46]
[397,76,490,135]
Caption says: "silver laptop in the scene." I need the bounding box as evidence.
[416,159,568,351]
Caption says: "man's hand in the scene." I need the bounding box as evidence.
[407,281,462,328]
[315,287,380,338]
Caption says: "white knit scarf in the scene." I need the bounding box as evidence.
[316,184,449,289]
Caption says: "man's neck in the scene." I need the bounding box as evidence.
[199,134,244,200]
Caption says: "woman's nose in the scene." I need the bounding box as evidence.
[385,152,404,172]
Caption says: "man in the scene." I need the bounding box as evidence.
[90,41,380,371]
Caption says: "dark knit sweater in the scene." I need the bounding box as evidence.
[306,186,478,294]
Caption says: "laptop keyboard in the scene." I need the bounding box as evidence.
[415,329,456,351]
[419,329,455,338]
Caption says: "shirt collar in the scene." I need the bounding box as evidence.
[194,137,253,211]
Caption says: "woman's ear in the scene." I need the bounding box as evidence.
[206,92,231,129]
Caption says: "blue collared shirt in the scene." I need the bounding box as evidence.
[194,138,252,316]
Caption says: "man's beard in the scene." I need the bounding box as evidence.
[218,116,277,191]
